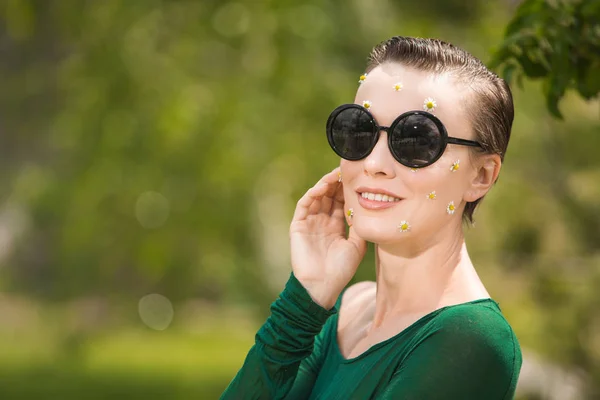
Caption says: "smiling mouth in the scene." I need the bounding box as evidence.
[359,192,402,203]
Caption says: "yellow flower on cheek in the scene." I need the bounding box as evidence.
[446,201,456,215]
[450,160,460,172]
[423,97,437,112]
[398,220,411,232]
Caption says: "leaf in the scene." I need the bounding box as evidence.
[576,60,600,100]
[502,62,519,85]
[543,78,565,119]
[516,40,550,78]
[504,0,546,37]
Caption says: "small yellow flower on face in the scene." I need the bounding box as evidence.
[450,160,460,172]
[362,100,372,109]
[447,201,456,215]
[423,97,437,112]
[347,208,354,218]
[427,191,437,200]
[398,220,411,232]
[359,73,368,84]
[393,82,403,91]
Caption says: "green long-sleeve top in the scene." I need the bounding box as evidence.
[221,273,522,399]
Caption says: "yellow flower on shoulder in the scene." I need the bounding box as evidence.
[450,160,460,172]
[393,82,403,91]
[359,73,368,84]
[398,220,411,232]
[423,97,437,112]
[362,100,372,109]
[446,201,456,215]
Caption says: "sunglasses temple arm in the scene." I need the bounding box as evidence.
[447,137,483,148]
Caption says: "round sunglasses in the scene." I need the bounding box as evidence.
[326,104,482,168]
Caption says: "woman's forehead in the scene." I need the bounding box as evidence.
[354,65,468,130]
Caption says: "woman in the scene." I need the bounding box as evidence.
[221,36,522,399]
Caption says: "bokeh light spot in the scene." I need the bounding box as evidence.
[138,293,174,331]
[135,191,170,229]
[286,5,330,39]
[212,3,250,37]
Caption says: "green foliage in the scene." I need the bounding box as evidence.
[490,0,600,118]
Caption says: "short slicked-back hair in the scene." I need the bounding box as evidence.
[365,36,514,224]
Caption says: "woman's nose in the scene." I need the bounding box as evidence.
[363,131,397,178]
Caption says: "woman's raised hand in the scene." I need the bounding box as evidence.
[290,167,367,310]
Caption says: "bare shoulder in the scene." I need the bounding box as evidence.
[338,281,376,330]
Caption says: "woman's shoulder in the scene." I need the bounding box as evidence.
[436,299,514,331]
[428,299,521,355]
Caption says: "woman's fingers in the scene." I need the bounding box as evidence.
[292,182,329,221]
[317,167,341,186]
[293,168,342,221]
[318,168,342,214]
[331,183,345,220]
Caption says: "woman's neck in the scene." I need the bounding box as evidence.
[371,234,487,328]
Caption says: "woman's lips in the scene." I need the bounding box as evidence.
[356,192,402,210]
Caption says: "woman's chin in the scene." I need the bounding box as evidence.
[353,223,413,245]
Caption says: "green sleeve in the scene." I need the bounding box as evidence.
[378,307,522,400]
[220,273,337,400]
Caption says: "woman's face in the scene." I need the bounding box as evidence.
[341,63,480,245]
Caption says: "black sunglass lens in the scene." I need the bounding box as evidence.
[391,114,443,167]
[329,108,376,160]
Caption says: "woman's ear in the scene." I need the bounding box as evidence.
[464,154,501,202]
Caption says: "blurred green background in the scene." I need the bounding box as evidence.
[0,0,598,399]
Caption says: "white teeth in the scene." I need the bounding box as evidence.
[360,192,401,202]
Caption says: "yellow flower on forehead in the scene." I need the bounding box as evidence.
[446,201,456,215]
[423,97,437,112]
[359,73,368,84]
[427,191,437,200]
[410,168,417,173]
[393,82,403,91]
[398,220,411,232]
[450,160,460,172]
[362,100,372,109]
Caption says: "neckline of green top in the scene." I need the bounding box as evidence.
[333,297,500,363]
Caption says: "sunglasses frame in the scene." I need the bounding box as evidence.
[326,103,482,168]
